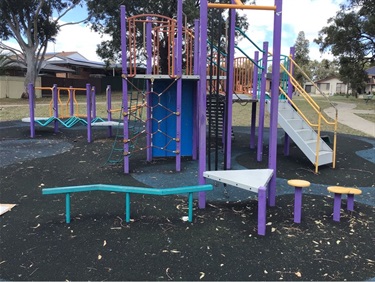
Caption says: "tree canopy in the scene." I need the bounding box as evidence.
[86,0,251,71]
[294,31,310,85]
[0,0,87,92]
[314,0,375,95]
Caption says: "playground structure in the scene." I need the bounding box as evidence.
[24,84,125,142]
[114,0,339,235]
[22,0,339,235]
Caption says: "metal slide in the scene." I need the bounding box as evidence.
[267,100,334,167]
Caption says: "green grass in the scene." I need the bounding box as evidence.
[0,92,373,137]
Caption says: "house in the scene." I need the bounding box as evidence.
[304,76,350,96]
[365,66,375,94]
[1,51,110,98]
[304,67,375,96]
[42,51,106,79]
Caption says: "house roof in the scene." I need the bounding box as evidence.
[366,66,375,75]
[314,75,340,83]
[45,51,105,69]
[6,61,75,73]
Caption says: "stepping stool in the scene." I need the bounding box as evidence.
[327,186,362,222]
[287,179,311,223]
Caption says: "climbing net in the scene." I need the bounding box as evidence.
[120,77,180,157]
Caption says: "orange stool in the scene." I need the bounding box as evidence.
[327,186,362,221]
[287,179,311,223]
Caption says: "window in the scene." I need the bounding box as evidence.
[336,83,346,93]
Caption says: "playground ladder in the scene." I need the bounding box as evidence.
[106,129,124,164]
[267,100,333,168]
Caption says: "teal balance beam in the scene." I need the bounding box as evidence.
[42,184,213,224]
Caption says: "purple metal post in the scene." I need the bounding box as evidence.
[250,51,259,149]
[53,84,59,134]
[92,86,96,119]
[192,19,200,161]
[192,20,200,160]
[146,17,152,162]
[258,186,267,236]
[121,5,130,173]
[268,0,283,207]
[224,5,235,170]
[106,85,112,137]
[347,194,354,211]
[175,0,183,172]
[294,186,303,223]
[257,42,269,162]
[86,83,92,143]
[284,46,295,156]
[333,193,341,221]
[69,86,74,117]
[28,83,35,138]
[198,0,208,208]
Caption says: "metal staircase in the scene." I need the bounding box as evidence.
[269,100,333,167]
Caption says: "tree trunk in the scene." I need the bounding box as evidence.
[23,47,38,97]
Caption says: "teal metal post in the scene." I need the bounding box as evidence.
[188,192,193,222]
[65,193,71,223]
[125,192,130,222]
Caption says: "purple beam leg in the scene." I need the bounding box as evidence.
[257,42,268,162]
[69,87,74,117]
[86,84,92,143]
[192,19,200,161]
[333,193,342,222]
[294,187,303,223]
[347,194,354,211]
[120,5,129,173]
[258,186,267,236]
[268,0,283,207]
[53,84,59,134]
[106,85,112,137]
[250,51,259,149]
[198,0,208,209]
[175,0,183,172]
[250,102,257,149]
[146,17,152,162]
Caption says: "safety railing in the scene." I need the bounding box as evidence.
[127,14,195,78]
[279,58,337,173]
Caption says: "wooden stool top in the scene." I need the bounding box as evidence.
[327,186,362,195]
[287,179,311,188]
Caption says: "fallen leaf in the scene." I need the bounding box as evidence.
[264,270,268,274]
[295,272,302,277]
[199,272,205,280]
[103,240,107,247]
[98,254,102,260]
[170,249,180,253]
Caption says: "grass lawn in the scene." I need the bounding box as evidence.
[0,92,373,137]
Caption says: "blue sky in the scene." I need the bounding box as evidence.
[4,0,344,62]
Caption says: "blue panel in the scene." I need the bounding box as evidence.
[151,80,195,157]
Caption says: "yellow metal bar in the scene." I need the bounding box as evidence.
[315,113,322,174]
[207,3,276,10]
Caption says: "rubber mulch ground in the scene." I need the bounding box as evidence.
[0,122,374,281]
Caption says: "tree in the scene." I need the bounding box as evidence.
[294,31,310,85]
[86,0,251,73]
[314,0,375,96]
[308,59,339,81]
[0,48,13,75]
[0,0,88,95]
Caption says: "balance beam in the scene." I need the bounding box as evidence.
[42,184,213,224]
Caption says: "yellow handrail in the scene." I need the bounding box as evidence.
[277,59,338,173]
